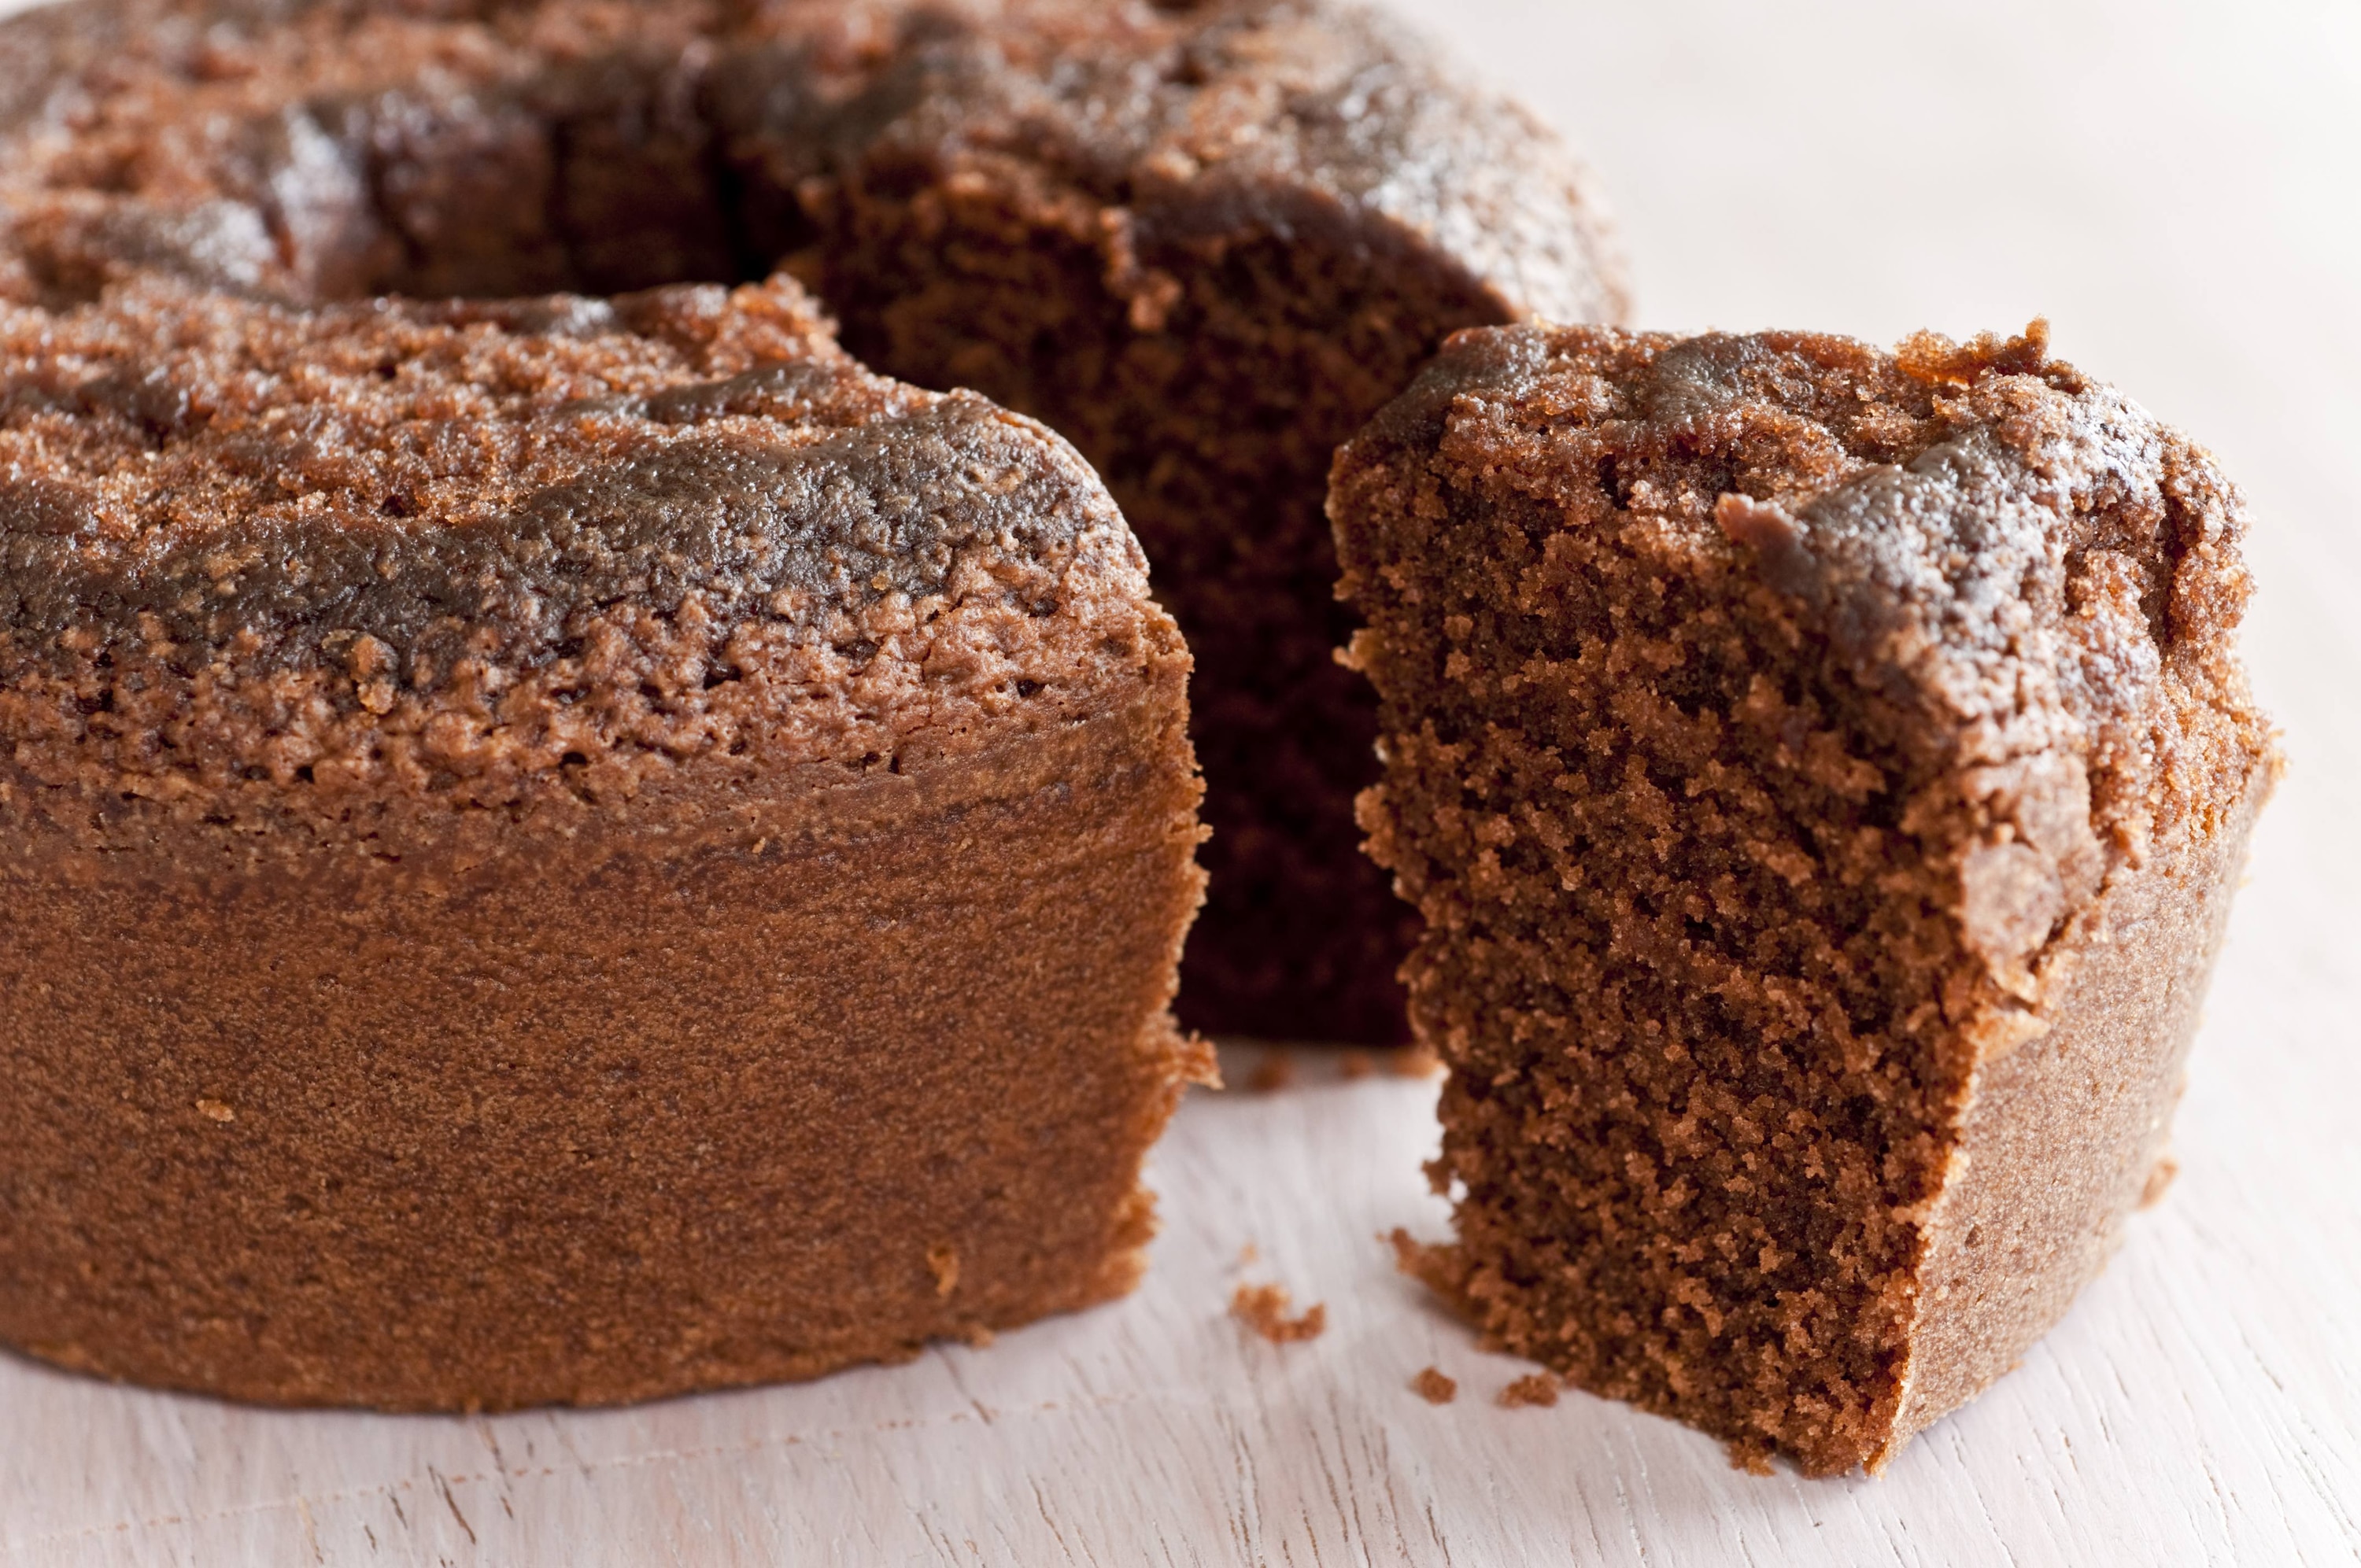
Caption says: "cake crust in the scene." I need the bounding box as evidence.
[1333,322,2277,1473]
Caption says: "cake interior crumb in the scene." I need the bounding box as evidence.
[1231,1282,1326,1344]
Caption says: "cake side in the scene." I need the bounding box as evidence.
[1887,754,2266,1454]
[0,273,1210,1406]
[1332,322,2274,1473]
[0,689,1206,1408]
[1882,401,2281,1454]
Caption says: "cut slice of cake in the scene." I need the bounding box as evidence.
[0,274,1209,1409]
[1332,322,2277,1474]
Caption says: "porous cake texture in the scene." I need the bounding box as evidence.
[0,0,1627,1043]
[0,273,1208,1408]
[1332,323,2276,1473]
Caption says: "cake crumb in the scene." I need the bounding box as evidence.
[958,1323,996,1348]
[1497,1373,1561,1409]
[926,1244,960,1297]
[1339,1050,1376,1080]
[1236,1241,1260,1267]
[2140,1155,2179,1208]
[1247,1051,1295,1092]
[1410,1366,1457,1404]
[1386,1227,1463,1297]
[1231,1282,1325,1343]
[195,1099,235,1123]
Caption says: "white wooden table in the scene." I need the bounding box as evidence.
[6,0,2359,1562]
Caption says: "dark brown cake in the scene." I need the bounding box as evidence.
[0,0,1628,1042]
[0,271,1210,1408]
[1332,323,2278,1474]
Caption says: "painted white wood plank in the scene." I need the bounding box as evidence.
[3,0,2359,1562]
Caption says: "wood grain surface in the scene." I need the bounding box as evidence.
[5,0,2359,1562]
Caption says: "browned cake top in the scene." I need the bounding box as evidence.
[0,0,1621,322]
[0,275,1173,841]
[1347,323,2271,961]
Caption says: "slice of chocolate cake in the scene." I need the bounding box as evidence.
[1332,323,2277,1474]
[0,274,1208,1408]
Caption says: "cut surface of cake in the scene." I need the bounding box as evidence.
[1332,322,2277,1473]
[0,273,1208,1408]
[0,0,1628,1044]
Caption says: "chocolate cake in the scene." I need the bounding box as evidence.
[0,271,1210,1408]
[1332,323,2278,1473]
[0,0,1628,1043]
